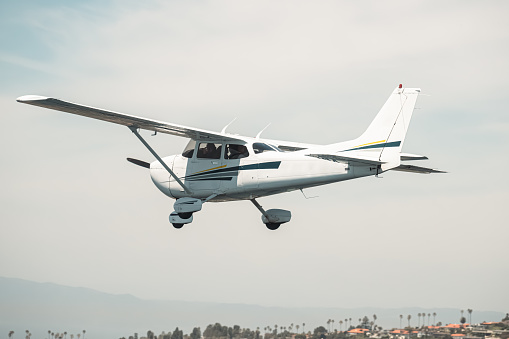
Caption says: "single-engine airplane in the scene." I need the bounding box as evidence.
[17,84,443,230]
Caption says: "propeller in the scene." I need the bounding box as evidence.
[127,158,150,169]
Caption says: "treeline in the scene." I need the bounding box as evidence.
[203,323,261,339]
[123,323,366,339]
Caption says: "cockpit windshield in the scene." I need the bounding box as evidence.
[182,139,196,158]
[253,142,281,154]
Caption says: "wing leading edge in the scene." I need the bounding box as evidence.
[16,95,245,143]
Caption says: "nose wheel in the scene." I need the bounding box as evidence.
[169,211,193,229]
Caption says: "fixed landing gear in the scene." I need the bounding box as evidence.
[169,211,193,229]
[169,195,219,229]
[250,199,291,230]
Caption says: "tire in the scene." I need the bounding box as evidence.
[172,223,184,229]
[178,212,193,219]
[266,222,281,230]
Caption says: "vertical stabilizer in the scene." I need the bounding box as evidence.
[345,85,421,171]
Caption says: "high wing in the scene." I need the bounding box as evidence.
[16,95,245,143]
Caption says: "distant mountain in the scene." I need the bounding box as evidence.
[0,277,504,339]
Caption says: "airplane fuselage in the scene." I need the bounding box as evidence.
[150,141,376,202]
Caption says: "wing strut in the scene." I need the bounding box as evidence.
[129,126,192,194]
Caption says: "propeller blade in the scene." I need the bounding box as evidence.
[127,158,150,169]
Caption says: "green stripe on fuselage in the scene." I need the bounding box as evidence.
[185,161,281,180]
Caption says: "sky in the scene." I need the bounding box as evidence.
[1,0,508,315]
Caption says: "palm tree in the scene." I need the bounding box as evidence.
[302,323,305,335]
[418,313,421,327]
[373,314,377,327]
[339,320,343,331]
[400,315,403,329]
[461,310,464,323]
[468,309,473,324]
[82,330,86,339]
[9,331,14,338]
[296,325,300,334]
[48,331,51,339]
[64,332,67,339]
[77,334,81,339]
[349,318,352,329]
[433,312,437,326]
[428,313,431,326]
[407,315,412,328]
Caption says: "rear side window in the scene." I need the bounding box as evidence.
[253,142,279,154]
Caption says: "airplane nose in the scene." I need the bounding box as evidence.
[149,156,175,198]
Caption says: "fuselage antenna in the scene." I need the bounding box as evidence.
[221,118,237,135]
[256,123,271,139]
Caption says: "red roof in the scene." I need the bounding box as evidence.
[390,330,409,334]
[348,329,369,334]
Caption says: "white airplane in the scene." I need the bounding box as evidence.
[17,85,443,230]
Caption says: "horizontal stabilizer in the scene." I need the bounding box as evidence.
[400,153,428,161]
[307,153,384,166]
[392,164,446,174]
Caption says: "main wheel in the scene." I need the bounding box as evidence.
[266,222,281,230]
[172,223,184,229]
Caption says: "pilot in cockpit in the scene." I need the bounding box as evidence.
[229,144,249,159]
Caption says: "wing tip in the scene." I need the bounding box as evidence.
[16,95,50,103]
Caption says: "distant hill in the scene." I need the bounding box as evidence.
[0,277,504,339]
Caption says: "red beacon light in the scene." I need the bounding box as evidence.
[399,84,403,88]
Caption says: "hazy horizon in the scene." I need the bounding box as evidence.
[1,276,506,339]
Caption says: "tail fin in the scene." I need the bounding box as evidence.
[345,85,421,170]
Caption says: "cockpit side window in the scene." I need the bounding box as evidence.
[253,142,280,154]
[225,144,249,159]
[182,139,196,158]
[197,143,222,159]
